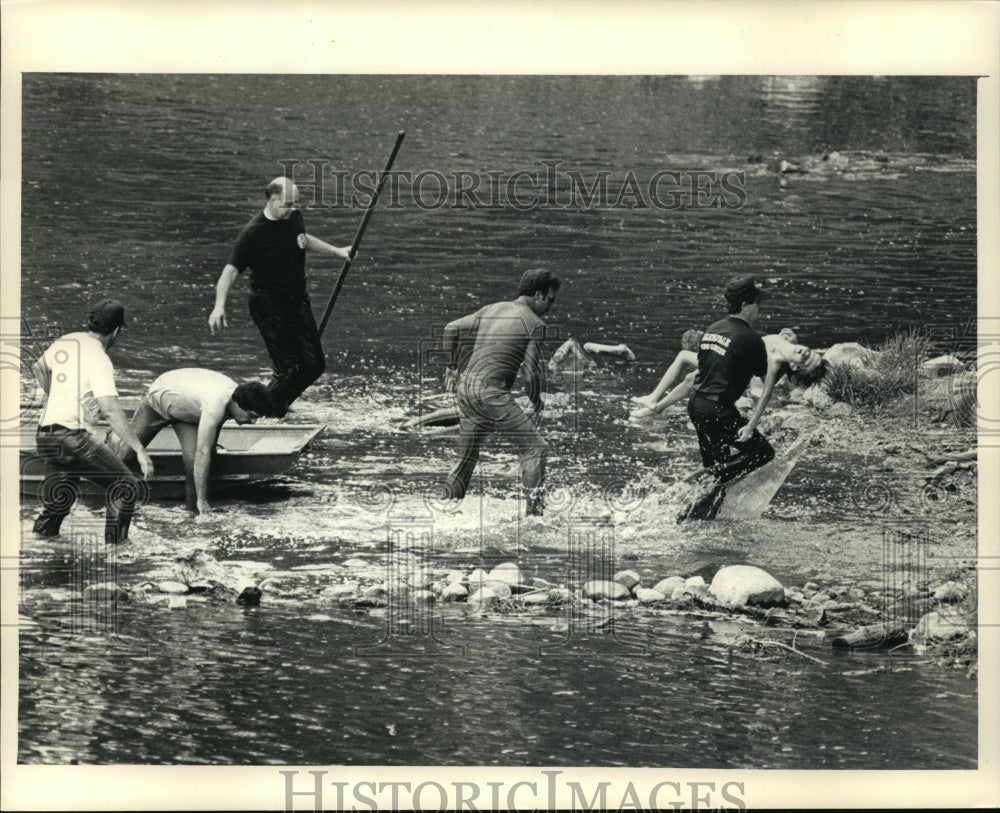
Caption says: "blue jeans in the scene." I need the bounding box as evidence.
[444,379,546,512]
[33,427,141,544]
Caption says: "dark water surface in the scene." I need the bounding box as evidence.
[17,75,977,767]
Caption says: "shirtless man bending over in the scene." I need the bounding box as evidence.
[120,368,278,518]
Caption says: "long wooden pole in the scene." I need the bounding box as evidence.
[318,130,405,335]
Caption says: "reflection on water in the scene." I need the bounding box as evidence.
[17,75,977,767]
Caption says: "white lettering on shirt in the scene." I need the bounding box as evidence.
[700,332,731,357]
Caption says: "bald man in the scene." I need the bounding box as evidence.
[208,177,352,416]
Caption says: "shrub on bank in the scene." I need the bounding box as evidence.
[822,329,933,410]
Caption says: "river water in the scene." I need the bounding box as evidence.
[15,74,977,768]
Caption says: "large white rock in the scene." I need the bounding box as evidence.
[913,609,970,642]
[634,588,666,604]
[488,562,523,586]
[708,565,785,608]
[441,582,469,601]
[922,355,965,376]
[802,385,833,410]
[613,570,642,591]
[321,582,360,601]
[652,576,684,595]
[466,568,490,590]
[582,580,631,601]
[84,582,129,601]
[824,342,876,368]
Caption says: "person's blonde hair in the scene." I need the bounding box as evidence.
[681,329,703,352]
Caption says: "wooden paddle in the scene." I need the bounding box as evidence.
[318,130,406,335]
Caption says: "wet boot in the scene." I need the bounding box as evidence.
[106,511,133,545]
[676,477,725,522]
[526,487,545,517]
[33,513,64,537]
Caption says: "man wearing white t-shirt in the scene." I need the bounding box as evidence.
[121,369,276,518]
[32,299,153,544]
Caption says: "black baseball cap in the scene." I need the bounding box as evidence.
[88,299,127,332]
[724,275,767,306]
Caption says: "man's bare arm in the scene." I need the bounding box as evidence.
[192,406,227,516]
[303,233,352,260]
[209,264,240,334]
[96,395,154,479]
[738,355,784,442]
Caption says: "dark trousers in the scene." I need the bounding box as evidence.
[687,394,775,482]
[33,428,141,544]
[444,380,546,512]
[248,286,326,415]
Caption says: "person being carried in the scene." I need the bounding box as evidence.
[208,176,353,417]
[632,328,826,419]
[440,269,560,516]
[631,328,705,410]
[118,369,278,519]
[31,299,154,544]
[686,275,777,483]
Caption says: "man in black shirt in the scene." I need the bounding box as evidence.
[687,275,776,483]
[208,177,352,416]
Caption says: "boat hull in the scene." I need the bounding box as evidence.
[19,423,326,501]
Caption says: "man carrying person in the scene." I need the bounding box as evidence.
[118,369,277,519]
[630,327,827,420]
[208,176,353,417]
[31,299,154,544]
[441,269,560,517]
[686,275,777,483]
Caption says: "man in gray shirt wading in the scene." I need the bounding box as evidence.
[440,269,560,517]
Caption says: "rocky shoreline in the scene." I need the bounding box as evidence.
[100,538,977,678]
[68,340,980,678]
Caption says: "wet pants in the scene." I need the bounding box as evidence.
[444,380,546,511]
[33,426,141,544]
[687,394,775,482]
[248,286,325,416]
